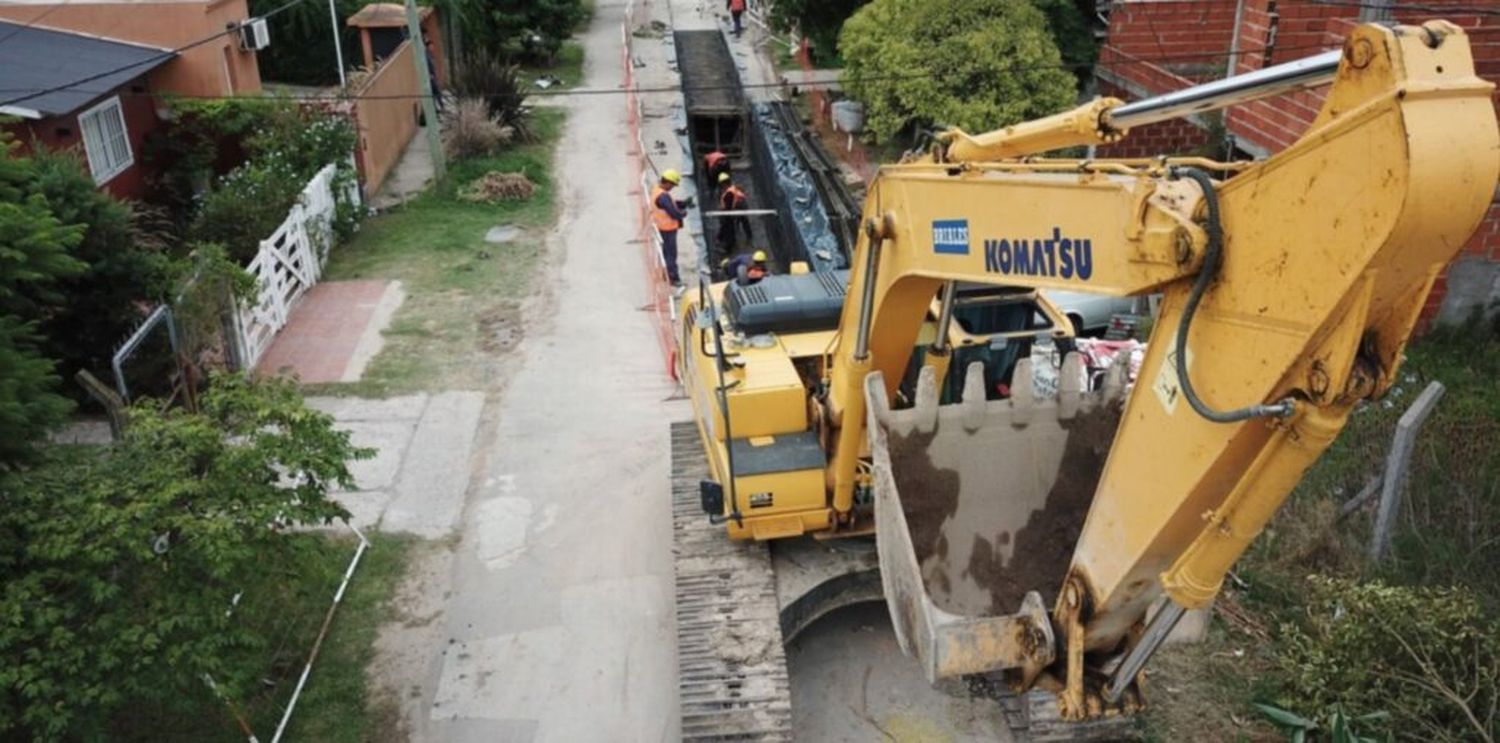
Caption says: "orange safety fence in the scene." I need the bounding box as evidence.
[622,0,681,381]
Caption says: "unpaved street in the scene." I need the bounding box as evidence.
[376,3,688,739]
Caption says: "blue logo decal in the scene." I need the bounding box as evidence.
[983,227,1094,281]
[932,219,970,255]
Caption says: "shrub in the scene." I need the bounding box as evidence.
[185,102,358,263]
[450,52,534,142]
[1271,577,1499,740]
[442,98,513,159]
[838,0,1077,144]
[192,158,306,264]
[0,373,365,736]
[483,0,588,63]
[25,148,175,377]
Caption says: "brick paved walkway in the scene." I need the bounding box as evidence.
[256,280,403,383]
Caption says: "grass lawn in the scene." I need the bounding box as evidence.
[316,108,565,396]
[116,533,413,742]
[521,41,585,91]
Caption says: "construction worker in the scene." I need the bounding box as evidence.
[703,150,731,183]
[727,0,747,37]
[717,172,753,254]
[651,169,691,287]
[722,250,770,286]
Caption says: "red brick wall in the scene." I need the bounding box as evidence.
[1227,1,1499,155]
[2,78,159,200]
[1099,0,1500,326]
[1104,0,1240,80]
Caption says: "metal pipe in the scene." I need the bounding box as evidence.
[852,226,884,361]
[271,521,370,742]
[1108,50,1342,131]
[1104,601,1186,704]
[932,281,957,352]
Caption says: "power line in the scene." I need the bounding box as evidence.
[0,0,312,108]
[0,41,1346,104]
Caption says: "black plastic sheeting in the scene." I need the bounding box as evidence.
[748,103,855,273]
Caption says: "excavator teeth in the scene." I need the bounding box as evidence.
[670,421,795,742]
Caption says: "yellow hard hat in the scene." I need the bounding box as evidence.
[662,169,681,185]
[752,250,768,262]
[718,172,731,184]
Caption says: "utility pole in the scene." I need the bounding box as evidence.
[329,0,347,88]
[404,0,446,181]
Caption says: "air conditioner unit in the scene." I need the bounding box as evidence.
[238,18,270,52]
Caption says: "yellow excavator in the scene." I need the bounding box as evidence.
[670,21,1498,739]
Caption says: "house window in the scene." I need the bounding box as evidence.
[78,96,132,184]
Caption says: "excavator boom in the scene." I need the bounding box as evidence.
[824,20,1498,717]
[672,19,1496,732]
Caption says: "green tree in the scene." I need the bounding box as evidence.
[0,373,364,737]
[0,137,85,467]
[25,148,174,382]
[839,0,1078,144]
[768,0,870,66]
[1032,0,1098,83]
[483,0,586,62]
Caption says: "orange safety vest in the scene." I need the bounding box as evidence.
[704,151,728,171]
[729,0,746,11]
[746,264,767,281]
[720,185,747,211]
[651,185,680,233]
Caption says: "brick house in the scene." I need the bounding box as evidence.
[1095,0,1500,326]
[0,21,174,199]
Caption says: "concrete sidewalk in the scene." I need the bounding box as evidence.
[307,392,484,536]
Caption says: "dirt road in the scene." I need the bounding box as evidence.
[382,3,688,739]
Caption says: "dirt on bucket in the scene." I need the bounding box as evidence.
[891,402,1123,616]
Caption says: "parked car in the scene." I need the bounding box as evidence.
[1044,290,1142,335]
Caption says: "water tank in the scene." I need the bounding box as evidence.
[831,100,865,134]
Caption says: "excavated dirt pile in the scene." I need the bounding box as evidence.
[458,172,536,203]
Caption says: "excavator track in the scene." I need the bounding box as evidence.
[671,421,794,741]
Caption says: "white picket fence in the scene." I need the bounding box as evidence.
[232,163,359,369]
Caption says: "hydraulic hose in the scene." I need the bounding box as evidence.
[1169,167,1296,423]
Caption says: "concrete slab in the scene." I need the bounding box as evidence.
[372,129,436,211]
[429,576,672,741]
[381,391,484,538]
[333,490,395,532]
[256,280,401,384]
[340,419,420,491]
[307,393,429,422]
[50,420,113,445]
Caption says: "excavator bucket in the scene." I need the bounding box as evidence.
[864,354,1127,682]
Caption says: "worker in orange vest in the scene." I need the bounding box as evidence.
[651,169,691,287]
[723,250,770,286]
[703,150,730,184]
[727,0,747,37]
[717,172,753,254]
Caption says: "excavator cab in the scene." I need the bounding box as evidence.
[896,284,1073,406]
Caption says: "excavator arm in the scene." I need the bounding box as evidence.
[824,21,1497,717]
